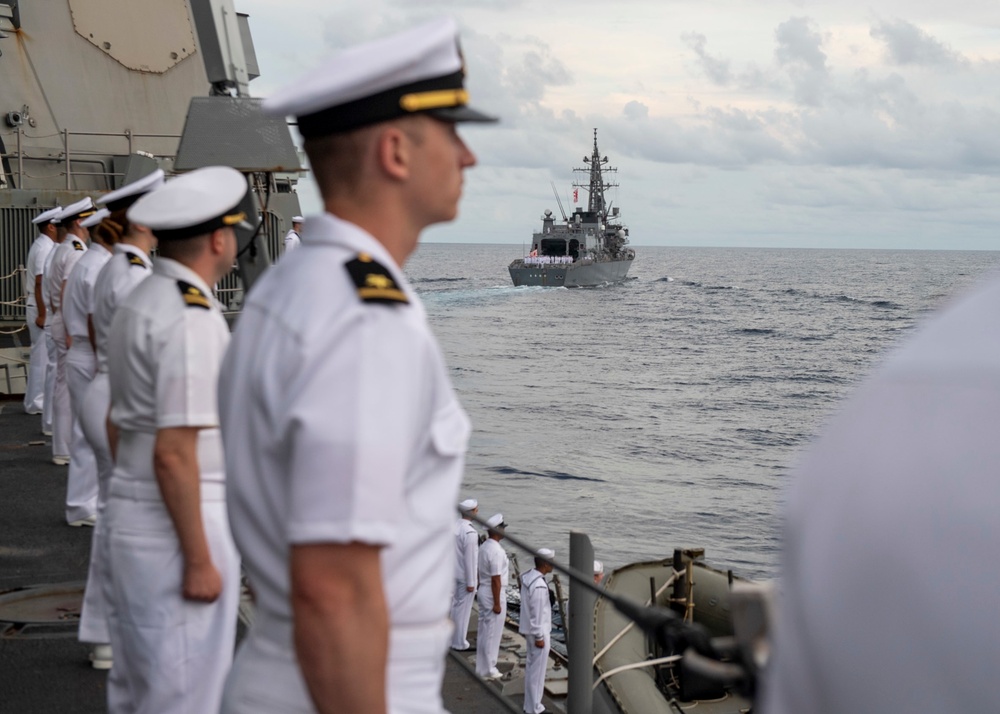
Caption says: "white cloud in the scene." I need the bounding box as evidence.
[870,19,969,68]
[774,17,831,106]
[239,0,1000,249]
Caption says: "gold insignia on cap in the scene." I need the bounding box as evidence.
[344,254,409,306]
[176,280,212,310]
[399,88,469,113]
[222,211,246,226]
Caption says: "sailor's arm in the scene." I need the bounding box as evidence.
[60,278,72,348]
[153,426,220,602]
[491,573,503,614]
[464,532,477,591]
[529,582,547,646]
[34,275,45,327]
[292,542,388,714]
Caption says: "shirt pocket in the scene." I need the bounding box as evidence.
[407,398,471,527]
[431,398,471,456]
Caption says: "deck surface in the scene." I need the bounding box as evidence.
[0,399,514,713]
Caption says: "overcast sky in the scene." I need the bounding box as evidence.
[240,0,1000,250]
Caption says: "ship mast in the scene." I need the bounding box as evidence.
[573,128,618,220]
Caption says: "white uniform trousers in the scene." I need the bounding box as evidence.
[23,303,46,414]
[78,372,113,644]
[42,323,56,435]
[475,589,506,676]
[523,633,550,714]
[65,342,98,523]
[449,580,476,649]
[50,315,71,459]
[222,619,453,714]
[105,477,240,714]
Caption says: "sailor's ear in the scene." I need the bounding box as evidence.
[376,125,412,182]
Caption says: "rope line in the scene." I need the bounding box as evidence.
[592,655,683,690]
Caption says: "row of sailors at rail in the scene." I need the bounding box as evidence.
[524,252,573,265]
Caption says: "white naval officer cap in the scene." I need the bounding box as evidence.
[594,560,604,575]
[98,169,166,212]
[263,17,497,138]
[127,166,250,241]
[32,206,62,225]
[536,548,555,560]
[80,208,111,228]
[486,513,506,529]
[57,197,96,224]
[459,498,478,511]
[291,215,304,223]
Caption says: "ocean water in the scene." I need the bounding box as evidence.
[405,244,1000,581]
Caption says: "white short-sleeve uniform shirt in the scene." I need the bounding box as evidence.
[761,272,1000,714]
[92,244,152,374]
[220,213,471,641]
[63,244,112,343]
[25,234,55,307]
[283,229,301,253]
[45,237,88,314]
[108,257,229,478]
[478,539,509,593]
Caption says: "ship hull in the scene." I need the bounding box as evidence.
[509,259,633,287]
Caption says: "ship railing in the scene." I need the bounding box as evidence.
[1,125,181,190]
[0,248,29,324]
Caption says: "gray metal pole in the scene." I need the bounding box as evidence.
[567,530,595,714]
[63,129,70,190]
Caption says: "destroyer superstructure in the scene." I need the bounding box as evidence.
[0,0,302,322]
[509,129,634,287]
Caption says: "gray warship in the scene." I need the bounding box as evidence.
[0,0,303,324]
[509,129,635,288]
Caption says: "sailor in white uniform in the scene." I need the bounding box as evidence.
[283,215,303,253]
[520,549,554,714]
[39,221,64,437]
[77,170,163,675]
[23,207,60,416]
[104,167,244,714]
[761,272,1000,713]
[218,18,495,714]
[62,208,113,530]
[476,513,509,679]
[450,497,479,650]
[45,198,95,472]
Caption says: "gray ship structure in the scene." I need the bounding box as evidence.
[0,0,303,323]
[509,130,635,287]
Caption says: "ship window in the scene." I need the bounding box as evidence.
[540,238,567,256]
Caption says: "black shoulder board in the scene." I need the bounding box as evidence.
[344,253,409,305]
[176,280,211,310]
[73,240,84,251]
[128,254,147,268]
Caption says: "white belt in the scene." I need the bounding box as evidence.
[117,429,225,478]
[253,616,451,661]
[110,477,226,502]
[68,339,94,353]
